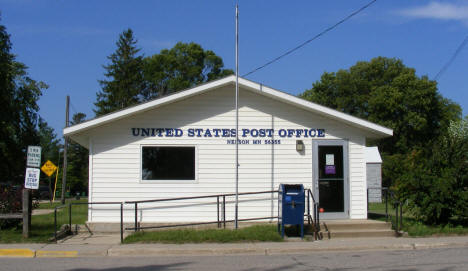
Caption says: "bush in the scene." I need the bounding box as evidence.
[0,185,39,228]
[0,185,23,228]
[396,119,468,225]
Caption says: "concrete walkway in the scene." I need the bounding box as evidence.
[1,234,468,258]
[32,209,55,215]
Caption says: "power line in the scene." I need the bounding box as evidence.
[69,101,79,116]
[243,0,378,77]
[434,35,468,81]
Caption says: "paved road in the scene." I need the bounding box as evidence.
[1,247,467,271]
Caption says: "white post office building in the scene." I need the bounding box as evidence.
[64,75,392,227]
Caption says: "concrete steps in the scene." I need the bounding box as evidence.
[320,220,396,239]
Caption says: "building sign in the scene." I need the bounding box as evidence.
[132,128,325,138]
[132,127,325,145]
[27,146,42,168]
[24,167,41,189]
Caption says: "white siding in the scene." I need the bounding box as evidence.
[88,86,367,222]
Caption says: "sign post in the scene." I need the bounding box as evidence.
[41,160,58,203]
[23,146,41,238]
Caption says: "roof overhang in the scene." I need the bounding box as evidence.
[64,75,392,147]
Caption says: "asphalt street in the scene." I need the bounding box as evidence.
[1,246,467,271]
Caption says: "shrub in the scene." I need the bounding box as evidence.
[396,119,468,225]
[0,185,23,228]
[0,185,39,228]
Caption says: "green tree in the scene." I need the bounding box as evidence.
[142,42,233,99]
[94,29,145,116]
[300,57,461,156]
[397,117,468,224]
[67,113,89,195]
[38,118,61,199]
[0,19,48,184]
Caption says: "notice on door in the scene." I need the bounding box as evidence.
[325,154,334,165]
[325,165,336,175]
[325,154,335,174]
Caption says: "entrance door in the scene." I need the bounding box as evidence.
[313,140,349,219]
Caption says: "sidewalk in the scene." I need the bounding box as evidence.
[1,233,468,258]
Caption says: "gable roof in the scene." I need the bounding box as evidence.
[64,75,393,145]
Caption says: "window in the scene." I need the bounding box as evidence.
[142,146,195,180]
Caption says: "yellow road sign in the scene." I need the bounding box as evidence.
[41,160,57,177]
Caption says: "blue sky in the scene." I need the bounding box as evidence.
[1,0,467,137]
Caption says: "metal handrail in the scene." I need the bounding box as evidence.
[126,216,279,231]
[305,189,320,239]
[123,190,280,240]
[54,201,122,242]
[54,191,280,243]
[125,190,278,204]
[57,189,326,243]
[367,187,403,234]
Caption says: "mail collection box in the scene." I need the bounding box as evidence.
[278,184,305,238]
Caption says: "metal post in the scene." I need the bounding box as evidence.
[395,202,399,232]
[54,208,57,242]
[307,190,310,225]
[385,189,388,222]
[120,203,123,243]
[223,195,226,229]
[68,203,72,234]
[400,203,403,230]
[217,196,220,228]
[314,203,320,229]
[234,3,239,230]
[61,95,70,204]
[22,189,31,238]
[366,188,369,214]
[134,202,138,232]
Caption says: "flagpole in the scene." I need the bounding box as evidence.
[235,3,239,229]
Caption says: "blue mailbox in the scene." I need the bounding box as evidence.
[278,184,305,238]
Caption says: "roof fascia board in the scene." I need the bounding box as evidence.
[64,75,392,138]
[63,76,235,136]
[237,77,393,137]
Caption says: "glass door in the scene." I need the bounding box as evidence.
[313,140,349,219]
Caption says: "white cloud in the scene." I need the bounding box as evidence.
[398,1,468,21]
[139,39,175,51]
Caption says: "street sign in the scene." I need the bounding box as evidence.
[41,160,57,177]
[24,167,40,189]
[27,146,42,168]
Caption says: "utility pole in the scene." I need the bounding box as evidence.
[235,3,239,229]
[61,95,69,204]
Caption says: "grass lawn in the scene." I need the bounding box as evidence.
[37,198,88,209]
[124,224,285,244]
[368,202,400,216]
[399,218,468,237]
[368,202,468,237]
[0,199,88,243]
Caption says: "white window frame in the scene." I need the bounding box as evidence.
[139,144,198,184]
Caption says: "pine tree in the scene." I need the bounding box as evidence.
[94,29,144,116]
[0,19,47,184]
